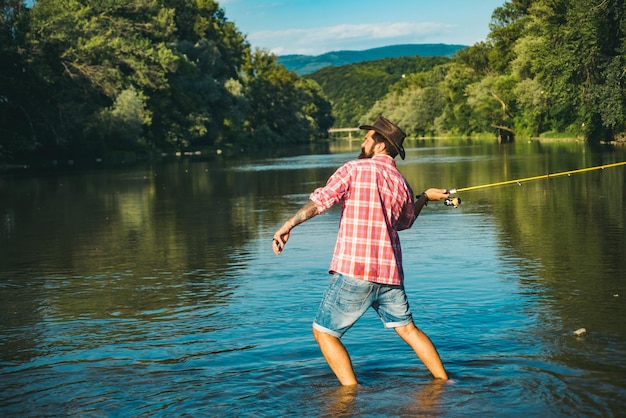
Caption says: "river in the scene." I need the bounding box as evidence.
[1,138,625,416]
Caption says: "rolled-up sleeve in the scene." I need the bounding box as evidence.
[309,165,351,214]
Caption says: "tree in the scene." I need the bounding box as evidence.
[438,62,481,135]
[147,0,250,150]
[0,0,35,158]
[91,87,150,152]
[487,0,532,73]
[23,0,178,155]
[511,0,626,141]
[1,0,333,163]
[362,0,626,141]
[465,74,518,140]
[240,49,332,147]
[587,0,626,139]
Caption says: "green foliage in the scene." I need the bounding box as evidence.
[363,69,447,137]
[512,78,547,136]
[487,0,532,73]
[507,0,626,141]
[465,75,518,134]
[0,0,333,163]
[307,56,450,128]
[0,0,34,157]
[436,63,480,135]
[238,50,333,148]
[92,87,150,152]
[4,0,626,162]
[329,0,626,142]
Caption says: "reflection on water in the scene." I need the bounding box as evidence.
[1,140,625,416]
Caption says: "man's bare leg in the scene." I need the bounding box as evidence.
[394,322,448,380]
[313,327,358,386]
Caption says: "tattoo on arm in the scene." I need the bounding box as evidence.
[290,200,319,228]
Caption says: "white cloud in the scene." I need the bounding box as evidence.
[248,21,456,55]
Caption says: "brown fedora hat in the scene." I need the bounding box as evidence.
[359,116,406,159]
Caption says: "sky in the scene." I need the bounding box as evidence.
[219,0,506,56]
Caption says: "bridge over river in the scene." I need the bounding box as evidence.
[327,127,361,140]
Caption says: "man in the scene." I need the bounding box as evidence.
[272,116,449,385]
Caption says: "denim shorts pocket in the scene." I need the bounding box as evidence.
[335,275,374,312]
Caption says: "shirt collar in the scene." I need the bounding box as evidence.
[372,154,396,165]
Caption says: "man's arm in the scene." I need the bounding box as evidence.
[414,188,451,218]
[272,200,320,255]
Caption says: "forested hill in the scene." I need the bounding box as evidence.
[2,0,625,167]
[306,56,450,128]
[279,44,467,75]
[308,1,626,143]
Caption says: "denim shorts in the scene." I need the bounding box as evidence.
[313,273,413,338]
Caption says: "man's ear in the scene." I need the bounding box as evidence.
[374,141,388,155]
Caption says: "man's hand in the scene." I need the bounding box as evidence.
[423,188,451,201]
[414,188,453,218]
[272,223,291,255]
[272,200,320,255]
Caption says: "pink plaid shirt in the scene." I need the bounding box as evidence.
[309,154,415,285]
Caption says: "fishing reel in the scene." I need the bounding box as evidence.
[443,189,461,207]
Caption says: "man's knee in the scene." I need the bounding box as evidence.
[394,321,418,338]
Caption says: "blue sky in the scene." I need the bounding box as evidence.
[219,0,506,56]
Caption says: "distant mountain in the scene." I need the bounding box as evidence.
[278,43,467,75]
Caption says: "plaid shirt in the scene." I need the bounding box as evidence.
[309,154,415,285]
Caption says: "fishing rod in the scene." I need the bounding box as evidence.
[442,161,626,207]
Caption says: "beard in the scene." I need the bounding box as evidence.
[358,147,374,159]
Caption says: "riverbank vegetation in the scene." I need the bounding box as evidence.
[0,0,334,165]
[313,0,626,143]
[1,0,625,166]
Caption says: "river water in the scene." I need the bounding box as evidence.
[1,139,625,417]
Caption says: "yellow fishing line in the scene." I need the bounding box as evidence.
[454,161,626,193]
